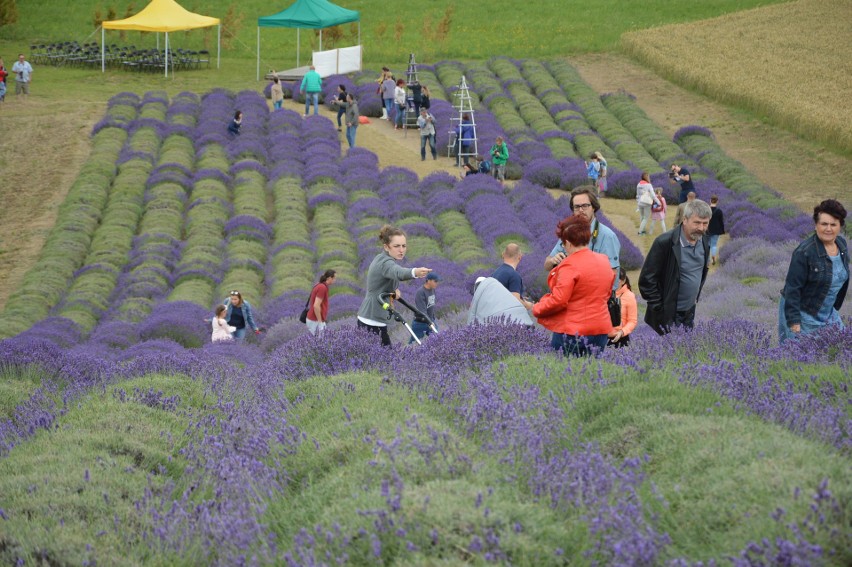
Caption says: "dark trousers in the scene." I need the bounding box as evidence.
[336,106,345,127]
[358,319,391,346]
[550,333,608,357]
[672,305,696,329]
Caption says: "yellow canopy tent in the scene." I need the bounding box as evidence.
[101,0,221,77]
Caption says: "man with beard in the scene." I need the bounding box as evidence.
[639,200,712,334]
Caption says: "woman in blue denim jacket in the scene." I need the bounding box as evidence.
[223,290,260,340]
[779,199,849,343]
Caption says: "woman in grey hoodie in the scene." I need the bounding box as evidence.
[356,225,431,345]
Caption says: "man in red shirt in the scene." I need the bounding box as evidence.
[307,269,336,336]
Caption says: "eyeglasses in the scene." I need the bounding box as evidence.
[572,203,593,211]
[229,290,240,295]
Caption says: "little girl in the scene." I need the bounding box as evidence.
[649,187,667,235]
[211,305,235,342]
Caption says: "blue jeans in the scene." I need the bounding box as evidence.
[273,100,282,110]
[395,103,406,127]
[231,327,247,340]
[304,92,319,115]
[383,98,394,118]
[550,333,608,357]
[336,106,345,127]
[709,234,721,258]
[346,124,357,148]
[408,321,433,344]
[421,133,436,159]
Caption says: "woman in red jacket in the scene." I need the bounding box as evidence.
[533,215,615,356]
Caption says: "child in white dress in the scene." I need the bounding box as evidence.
[211,305,235,342]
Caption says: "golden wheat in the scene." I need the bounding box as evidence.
[621,0,852,155]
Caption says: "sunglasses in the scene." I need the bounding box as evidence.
[229,290,240,296]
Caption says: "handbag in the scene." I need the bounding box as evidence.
[639,191,654,206]
[298,298,310,324]
[608,290,621,327]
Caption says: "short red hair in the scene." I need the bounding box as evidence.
[556,215,591,247]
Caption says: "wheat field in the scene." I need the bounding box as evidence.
[622,0,852,156]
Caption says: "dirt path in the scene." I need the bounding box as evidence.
[0,98,100,310]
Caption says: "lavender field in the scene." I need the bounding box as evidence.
[0,58,850,565]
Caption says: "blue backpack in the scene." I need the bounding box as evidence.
[478,160,491,174]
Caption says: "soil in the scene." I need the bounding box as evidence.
[1,54,849,312]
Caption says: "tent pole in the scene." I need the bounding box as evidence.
[297,28,300,68]
[217,24,221,68]
[165,32,169,78]
[319,29,322,52]
[256,27,260,81]
[101,27,105,73]
[157,33,160,50]
[358,23,361,70]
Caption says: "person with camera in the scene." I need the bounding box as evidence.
[417,107,438,161]
[11,54,32,99]
[489,136,509,181]
[669,163,695,204]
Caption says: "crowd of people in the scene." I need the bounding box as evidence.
[215,70,847,351]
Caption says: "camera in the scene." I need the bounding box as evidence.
[668,171,677,179]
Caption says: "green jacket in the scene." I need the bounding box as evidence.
[300,70,322,93]
[490,142,509,165]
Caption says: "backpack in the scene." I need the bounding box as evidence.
[479,160,491,174]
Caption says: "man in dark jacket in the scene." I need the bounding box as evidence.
[639,200,712,334]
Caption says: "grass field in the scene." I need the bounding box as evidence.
[0,0,789,67]
[1,0,851,564]
[622,0,852,156]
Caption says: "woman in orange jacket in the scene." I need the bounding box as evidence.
[533,215,615,356]
[608,269,638,348]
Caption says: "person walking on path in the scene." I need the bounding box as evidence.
[707,195,726,265]
[649,187,667,235]
[381,73,395,121]
[636,172,660,235]
[332,84,347,131]
[417,107,438,161]
[270,76,284,110]
[343,93,360,148]
[489,136,509,182]
[778,199,848,344]
[300,65,323,116]
[11,54,32,99]
[585,153,601,192]
[595,151,608,195]
[639,200,712,335]
[306,269,336,336]
[357,225,431,346]
[410,273,441,343]
[393,79,407,130]
[0,57,8,102]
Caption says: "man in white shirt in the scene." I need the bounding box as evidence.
[11,54,33,98]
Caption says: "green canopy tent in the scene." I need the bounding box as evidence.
[256,0,360,80]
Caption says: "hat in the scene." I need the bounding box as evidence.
[426,273,442,281]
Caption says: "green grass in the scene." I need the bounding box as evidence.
[1,0,789,74]
[0,373,209,566]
